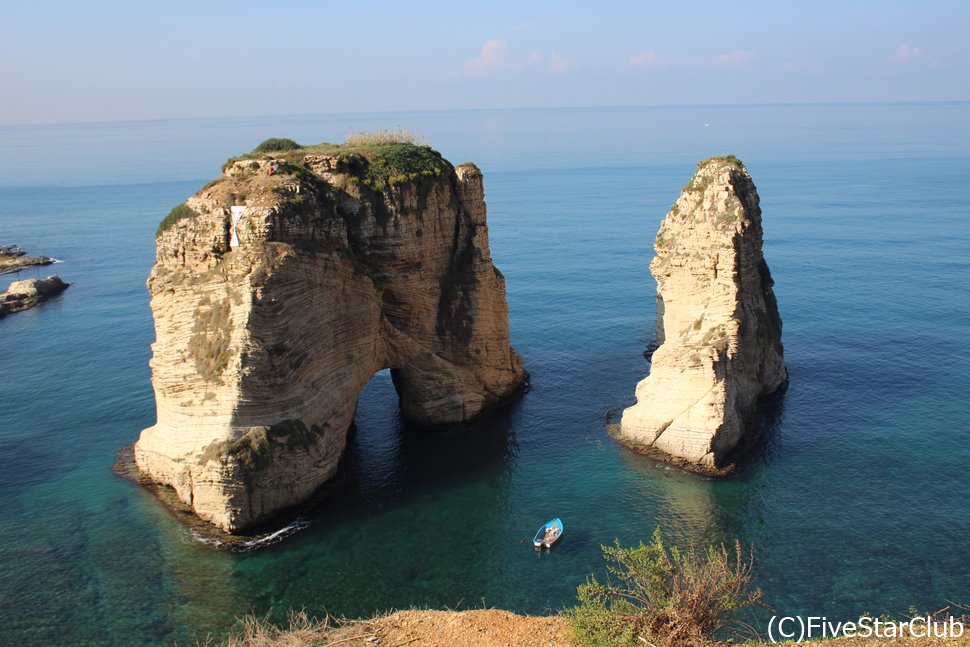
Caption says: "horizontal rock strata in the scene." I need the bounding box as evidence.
[135,143,525,532]
[620,156,786,470]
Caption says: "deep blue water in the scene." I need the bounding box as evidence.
[1,104,968,645]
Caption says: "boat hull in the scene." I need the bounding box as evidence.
[533,517,563,549]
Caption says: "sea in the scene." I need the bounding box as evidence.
[1,103,968,645]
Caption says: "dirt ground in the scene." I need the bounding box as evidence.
[226,608,970,647]
[226,609,571,647]
[337,609,571,646]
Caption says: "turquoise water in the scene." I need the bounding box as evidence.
[1,104,968,645]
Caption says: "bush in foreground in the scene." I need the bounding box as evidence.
[566,529,762,647]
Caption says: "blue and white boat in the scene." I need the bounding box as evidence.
[533,518,563,548]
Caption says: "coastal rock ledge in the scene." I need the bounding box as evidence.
[0,275,69,317]
[620,156,786,471]
[135,144,525,532]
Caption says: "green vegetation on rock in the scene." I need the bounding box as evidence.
[252,137,302,154]
[156,203,197,237]
[188,294,231,382]
[347,142,452,190]
[699,154,743,168]
[199,419,319,471]
[220,131,452,192]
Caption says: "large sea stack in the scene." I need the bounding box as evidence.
[134,141,525,532]
[620,156,786,471]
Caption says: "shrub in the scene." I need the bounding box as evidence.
[360,143,449,188]
[156,203,196,237]
[566,529,763,647]
[343,128,427,146]
[251,138,302,154]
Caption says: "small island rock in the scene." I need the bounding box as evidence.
[0,275,70,317]
[0,244,56,275]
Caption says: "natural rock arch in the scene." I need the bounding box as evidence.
[134,145,525,532]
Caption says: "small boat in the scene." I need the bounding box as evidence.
[533,518,563,549]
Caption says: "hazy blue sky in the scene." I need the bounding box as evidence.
[2,0,967,124]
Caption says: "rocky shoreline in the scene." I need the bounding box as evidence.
[0,244,57,275]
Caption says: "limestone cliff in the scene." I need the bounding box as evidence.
[620,156,786,470]
[134,142,525,532]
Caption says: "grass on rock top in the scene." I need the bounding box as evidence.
[698,154,743,169]
[159,134,453,236]
[221,137,453,191]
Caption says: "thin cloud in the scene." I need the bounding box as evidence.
[713,50,756,67]
[629,51,662,68]
[511,21,533,32]
[890,44,921,64]
[464,39,506,73]
[549,52,570,72]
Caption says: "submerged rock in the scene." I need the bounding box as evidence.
[619,156,786,471]
[134,143,525,532]
[0,275,69,317]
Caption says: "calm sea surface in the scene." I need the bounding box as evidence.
[1,104,968,645]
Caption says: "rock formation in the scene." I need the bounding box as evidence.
[0,275,69,317]
[0,244,56,275]
[134,142,525,532]
[620,156,786,471]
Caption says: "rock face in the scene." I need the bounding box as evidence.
[620,156,786,470]
[0,275,69,317]
[134,144,525,532]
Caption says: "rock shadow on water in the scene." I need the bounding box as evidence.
[113,380,525,551]
[314,384,524,523]
[725,384,788,477]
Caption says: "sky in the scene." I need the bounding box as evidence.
[1,0,968,125]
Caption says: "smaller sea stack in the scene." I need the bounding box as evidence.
[620,156,786,471]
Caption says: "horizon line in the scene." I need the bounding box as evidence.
[1,99,968,130]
